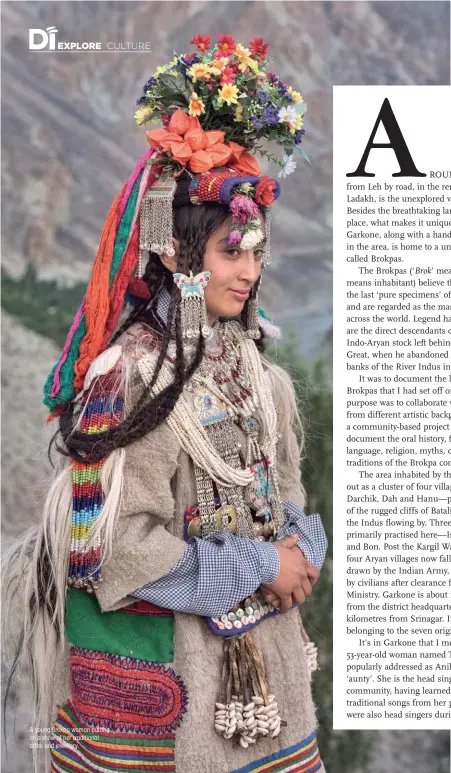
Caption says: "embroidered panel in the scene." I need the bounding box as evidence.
[70,647,188,735]
[229,732,322,773]
[50,701,176,772]
[66,588,174,662]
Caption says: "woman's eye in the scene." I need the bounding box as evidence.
[254,251,264,261]
[226,249,240,257]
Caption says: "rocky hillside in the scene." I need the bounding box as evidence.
[1,1,449,355]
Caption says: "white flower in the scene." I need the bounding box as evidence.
[278,105,298,129]
[278,154,297,178]
[240,226,264,250]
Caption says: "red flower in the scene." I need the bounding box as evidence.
[249,37,269,61]
[255,175,276,206]
[217,34,236,56]
[220,66,236,85]
[190,34,211,53]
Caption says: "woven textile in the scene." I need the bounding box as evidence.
[70,647,188,735]
[230,733,322,773]
[65,588,174,662]
[50,701,176,772]
[69,373,124,588]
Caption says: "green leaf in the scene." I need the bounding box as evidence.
[297,102,307,117]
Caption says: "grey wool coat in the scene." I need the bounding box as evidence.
[51,322,325,773]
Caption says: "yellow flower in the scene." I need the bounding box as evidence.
[134,106,154,126]
[235,104,244,122]
[189,92,205,117]
[188,63,212,81]
[153,64,168,77]
[287,86,304,104]
[289,127,295,135]
[217,83,239,106]
[169,57,178,66]
[209,57,229,74]
[295,114,304,130]
[235,43,251,59]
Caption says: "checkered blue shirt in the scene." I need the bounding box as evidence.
[132,502,327,616]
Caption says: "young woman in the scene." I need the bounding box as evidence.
[3,34,327,773]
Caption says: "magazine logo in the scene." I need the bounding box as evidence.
[29,26,58,50]
[28,27,150,52]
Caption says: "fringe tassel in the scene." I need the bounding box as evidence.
[214,631,284,748]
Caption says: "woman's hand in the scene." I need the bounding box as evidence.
[260,535,320,612]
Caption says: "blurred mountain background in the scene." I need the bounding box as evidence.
[1,2,450,772]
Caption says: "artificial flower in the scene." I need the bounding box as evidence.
[227,230,242,246]
[191,34,211,53]
[153,64,169,77]
[235,44,256,73]
[262,105,279,126]
[181,53,200,66]
[189,92,206,117]
[278,105,298,129]
[240,224,264,250]
[287,86,303,104]
[134,106,154,126]
[228,141,261,175]
[251,116,264,130]
[278,154,297,178]
[189,63,212,81]
[146,110,232,173]
[234,104,244,122]
[217,83,239,106]
[249,37,269,61]
[217,34,236,56]
[230,194,260,225]
[255,175,277,206]
[209,57,229,74]
[220,66,236,85]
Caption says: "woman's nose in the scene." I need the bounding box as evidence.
[238,253,262,283]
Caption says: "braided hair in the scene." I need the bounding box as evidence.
[54,191,266,464]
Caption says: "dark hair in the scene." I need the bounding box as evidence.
[54,192,266,464]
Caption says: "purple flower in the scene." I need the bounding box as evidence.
[294,128,306,144]
[230,194,260,225]
[256,90,268,104]
[228,230,242,245]
[181,53,200,66]
[262,105,279,126]
[136,96,147,106]
[251,116,264,130]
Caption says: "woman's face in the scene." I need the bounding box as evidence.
[202,214,265,323]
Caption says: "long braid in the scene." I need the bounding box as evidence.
[57,205,221,463]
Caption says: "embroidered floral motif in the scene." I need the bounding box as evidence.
[70,647,188,734]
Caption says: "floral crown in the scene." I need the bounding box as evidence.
[134,34,308,179]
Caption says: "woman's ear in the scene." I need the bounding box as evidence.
[159,237,180,273]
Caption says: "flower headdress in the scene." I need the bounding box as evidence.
[43,34,306,416]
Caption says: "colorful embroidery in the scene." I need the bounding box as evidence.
[50,701,176,772]
[229,733,322,773]
[70,647,188,734]
[66,589,175,662]
[208,590,279,638]
[69,374,124,589]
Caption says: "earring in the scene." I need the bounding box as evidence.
[173,270,211,340]
[139,172,177,277]
[244,284,261,340]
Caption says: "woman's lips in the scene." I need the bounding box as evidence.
[230,289,250,300]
